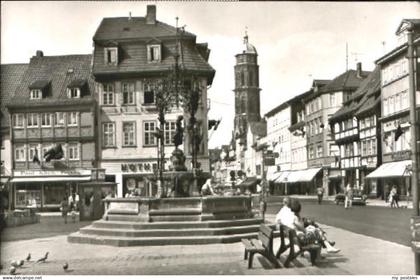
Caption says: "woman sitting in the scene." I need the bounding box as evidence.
[280,198,340,253]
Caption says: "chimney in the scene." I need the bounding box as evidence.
[128,12,132,20]
[36,50,44,57]
[356,62,362,78]
[146,5,156,25]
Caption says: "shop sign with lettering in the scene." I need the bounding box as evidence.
[121,162,158,173]
[14,169,90,177]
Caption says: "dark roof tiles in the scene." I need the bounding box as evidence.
[8,55,95,107]
[1,64,28,127]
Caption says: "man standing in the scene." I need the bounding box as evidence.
[345,183,353,209]
[316,186,324,205]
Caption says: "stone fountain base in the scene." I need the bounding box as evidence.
[67,196,269,246]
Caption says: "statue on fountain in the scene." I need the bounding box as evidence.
[170,115,187,171]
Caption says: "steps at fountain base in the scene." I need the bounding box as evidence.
[67,231,262,246]
[68,217,273,246]
[92,218,264,230]
[79,224,260,237]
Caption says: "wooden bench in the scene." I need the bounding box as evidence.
[276,224,321,267]
[241,224,281,269]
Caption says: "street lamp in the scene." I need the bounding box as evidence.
[397,20,420,274]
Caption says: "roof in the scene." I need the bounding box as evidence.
[93,17,196,41]
[319,69,370,94]
[248,121,267,137]
[329,67,379,123]
[92,18,215,83]
[7,54,96,108]
[242,35,257,55]
[265,90,310,118]
[396,19,420,35]
[1,64,28,128]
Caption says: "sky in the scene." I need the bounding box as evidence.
[1,1,419,149]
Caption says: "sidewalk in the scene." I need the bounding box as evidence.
[0,214,414,275]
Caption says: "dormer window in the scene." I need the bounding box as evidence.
[67,88,80,98]
[29,79,49,99]
[67,79,86,99]
[105,47,118,65]
[30,89,42,100]
[147,44,161,63]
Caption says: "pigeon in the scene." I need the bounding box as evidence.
[10,261,18,268]
[9,266,16,275]
[63,262,68,271]
[36,252,49,263]
[18,260,24,267]
[26,253,31,262]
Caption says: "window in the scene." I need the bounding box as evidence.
[102,83,114,105]
[309,146,314,159]
[13,114,24,128]
[30,89,42,100]
[330,93,336,106]
[316,145,323,158]
[55,112,65,126]
[68,112,78,126]
[41,113,53,127]
[384,98,389,116]
[144,121,156,146]
[249,71,254,86]
[27,113,39,128]
[164,121,176,145]
[122,122,136,146]
[15,145,25,162]
[29,144,39,162]
[68,144,79,160]
[67,88,80,98]
[105,47,118,65]
[147,45,161,62]
[103,123,115,147]
[122,82,135,105]
[144,85,155,104]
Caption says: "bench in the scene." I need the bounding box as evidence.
[276,224,321,267]
[241,224,281,269]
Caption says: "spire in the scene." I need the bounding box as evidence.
[243,26,249,44]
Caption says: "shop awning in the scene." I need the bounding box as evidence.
[1,177,10,184]
[284,168,322,183]
[366,160,411,179]
[274,171,291,183]
[11,176,91,183]
[266,167,280,181]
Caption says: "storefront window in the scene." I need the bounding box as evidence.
[15,184,41,208]
[44,183,69,205]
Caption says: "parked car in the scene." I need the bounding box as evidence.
[335,190,367,206]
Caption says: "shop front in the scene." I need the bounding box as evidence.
[10,169,91,210]
[366,160,411,200]
[102,160,161,198]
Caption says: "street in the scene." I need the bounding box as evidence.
[267,197,412,246]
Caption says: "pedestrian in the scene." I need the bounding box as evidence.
[344,183,353,209]
[60,196,69,224]
[316,186,324,205]
[390,185,399,208]
[201,178,216,196]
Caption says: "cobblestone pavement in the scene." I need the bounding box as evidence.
[0,214,414,275]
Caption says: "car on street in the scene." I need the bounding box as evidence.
[335,190,367,205]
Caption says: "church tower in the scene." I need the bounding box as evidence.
[233,32,261,144]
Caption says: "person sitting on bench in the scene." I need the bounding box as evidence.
[276,197,340,253]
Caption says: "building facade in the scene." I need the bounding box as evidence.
[305,71,368,195]
[6,52,97,210]
[1,64,28,209]
[329,63,372,193]
[368,19,420,199]
[93,6,215,197]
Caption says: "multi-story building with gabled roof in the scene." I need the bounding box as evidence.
[6,52,97,210]
[92,5,215,197]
